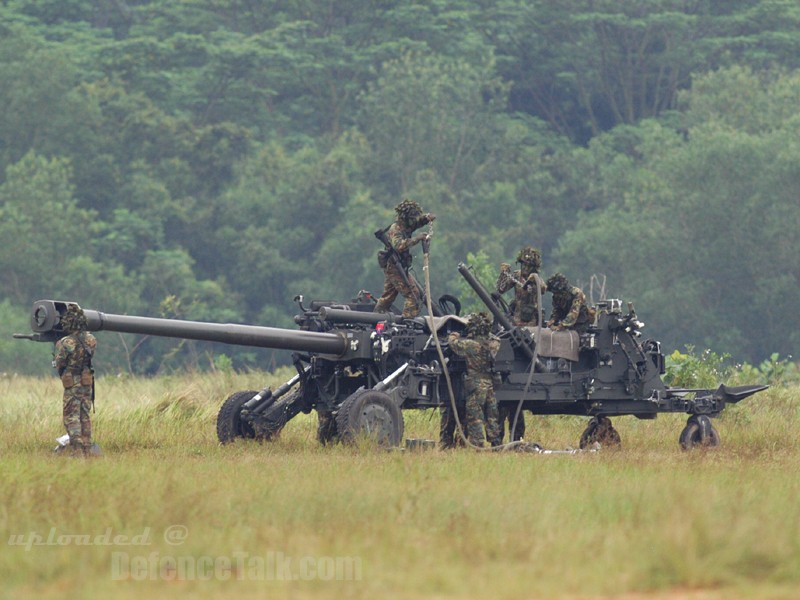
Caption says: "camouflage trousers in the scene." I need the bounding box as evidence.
[63,385,92,451]
[465,377,500,447]
[439,398,466,449]
[317,409,337,445]
[373,266,421,318]
[499,404,526,442]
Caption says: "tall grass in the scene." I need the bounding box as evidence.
[1,372,799,599]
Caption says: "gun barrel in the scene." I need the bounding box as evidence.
[457,263,537,362]
[457,263,514,331]
[29,300,348,355]
[318,306,395,325]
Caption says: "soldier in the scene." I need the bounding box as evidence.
[546,273,594,334]
[496,246,547,327]
[439,379,467,449]
[496,246,546,441]
[447,313,501,447]
[53,305,97,457]
[373,199,436,318]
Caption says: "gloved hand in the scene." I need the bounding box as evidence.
[425,213,436,223]
[500,262,511,273]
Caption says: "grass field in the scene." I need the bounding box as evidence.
[1,370,799,600]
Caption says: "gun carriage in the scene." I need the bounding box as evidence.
[17,265,767,450]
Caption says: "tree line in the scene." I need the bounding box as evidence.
[1,0,798,374]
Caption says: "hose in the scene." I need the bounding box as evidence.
[422,248,531,452]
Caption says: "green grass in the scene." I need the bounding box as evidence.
[1,371,799,599]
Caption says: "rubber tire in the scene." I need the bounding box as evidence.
[679,420,720,450]
[216,390,258,444]
[335,389,404,448]
[579,416,622,449]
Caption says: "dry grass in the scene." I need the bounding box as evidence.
[1,371,798,600]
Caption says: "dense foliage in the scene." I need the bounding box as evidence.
[1,0,798,374]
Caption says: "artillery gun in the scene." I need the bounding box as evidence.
[17,265,768,450]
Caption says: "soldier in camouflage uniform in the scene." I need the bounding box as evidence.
[546,273,594,334]
[373,199,436,318]
[447,313,501,447]
[496,246,547,327]
[439,375,467,449]
[495,246,546,441]
[53,304,97,457]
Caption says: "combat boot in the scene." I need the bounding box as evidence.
[67,441,84,458]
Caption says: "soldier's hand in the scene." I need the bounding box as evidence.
[500,262,510,273]
[425,212,436,223]
[414,233,428,244]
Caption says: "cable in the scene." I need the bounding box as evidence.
[422,248,531,452]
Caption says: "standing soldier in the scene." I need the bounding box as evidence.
[546,273,594,334]
[495,246,546,441]
[447,312,501,447]
[374,199,436,318]
[496,246,546,327]
[54,304,97,457]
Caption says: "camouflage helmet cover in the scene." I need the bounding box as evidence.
[395,198,423,223]
[465,312,492,338]
[61,304,88,332]
[546,272,569,293]
[516,246,542,271]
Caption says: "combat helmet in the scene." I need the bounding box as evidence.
[465,312,492,338]
[546,273,569,293]
[395,199,423,224]
[516,246,542,271]
[60,304,88,332]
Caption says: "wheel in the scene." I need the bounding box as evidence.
[217,390,258,443]
[579,416,621,449]
[679,416,720,450]
[335,389,404,447]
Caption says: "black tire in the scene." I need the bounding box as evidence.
[335,389,404,447]
[679,418,720,450]
[579,416,622,449]
[217,390,259,444]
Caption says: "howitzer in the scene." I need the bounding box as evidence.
[18,297,470,447]
[17,264,769,450]
[457,263,769,449]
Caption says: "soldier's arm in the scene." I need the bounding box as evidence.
[53,338,75,374]
[496,268,514,294]
[448,334,478,355]
[560,289,586,328]
[389,226,417,253]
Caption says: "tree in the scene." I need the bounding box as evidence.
[554,68,800,362]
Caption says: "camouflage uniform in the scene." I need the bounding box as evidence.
[317,409,337,445]
[495,246,543,440]
[447,313,501,447]
[53,305,97,456]
[546,273,593,334]
[374,200,435,318]
[439,374,467,449]
[499,404,525,442]
[496,246,546,327]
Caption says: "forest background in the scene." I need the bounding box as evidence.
[1,0,798,375]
